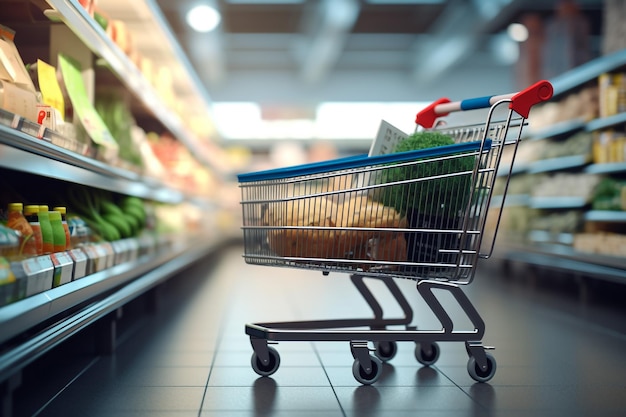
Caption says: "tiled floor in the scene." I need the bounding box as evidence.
[12,244,626,416]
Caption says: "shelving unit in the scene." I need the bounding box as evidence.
[492,49,626,286]
[0,0,234,405]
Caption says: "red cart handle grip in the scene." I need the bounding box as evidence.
[509,79,554,119]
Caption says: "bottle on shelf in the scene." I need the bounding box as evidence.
[24,205,43,255]
[0,224,20,259]
[52,206,71,250]
[49,210,67,253]
[38,205,55,254]
[6,203,38,256]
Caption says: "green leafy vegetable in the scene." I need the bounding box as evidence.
[377,131,476,217]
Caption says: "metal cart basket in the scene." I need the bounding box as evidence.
[238,80,553,385]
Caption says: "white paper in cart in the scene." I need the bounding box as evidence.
[368,120,408,157]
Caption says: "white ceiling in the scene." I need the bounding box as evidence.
[93,0,606,146]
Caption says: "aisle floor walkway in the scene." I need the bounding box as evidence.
[13,244,626,416]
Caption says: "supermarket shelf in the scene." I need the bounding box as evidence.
[45,0,216,169]
[0,124,184,204]
[585,210,626,222]
[586,112,626,132]
[528,230,574,245]
[527,118,586,141]
[0,233,232,382]
[528,154,590,174]
[529,196,588,209]
[490,194,530,208]
[496,161,529,177]
[549,48,626,96]
[492,51,626,286]
[585,162,626,174]
[496,238,626,284]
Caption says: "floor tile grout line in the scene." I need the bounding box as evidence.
[31,356,102,417]
[312,342,348,417]
[197,263,248,417]
[434,364,492,413]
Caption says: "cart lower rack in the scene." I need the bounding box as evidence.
[238,81,553,385]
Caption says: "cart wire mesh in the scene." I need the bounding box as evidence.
[239,102,525,284]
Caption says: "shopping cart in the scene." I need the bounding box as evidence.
[238,80,553,385]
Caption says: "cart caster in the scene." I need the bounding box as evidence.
[414,342,440,366]
[467,352,496,383]
[374,341,398,362]
[352,355,383,385]
[251,346,281,377]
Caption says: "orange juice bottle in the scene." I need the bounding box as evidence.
[24,205,43,255]
[7,203,38,256]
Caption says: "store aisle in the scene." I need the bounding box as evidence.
[14,244,626,417]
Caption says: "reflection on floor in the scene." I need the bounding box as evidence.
[11,244,626,417]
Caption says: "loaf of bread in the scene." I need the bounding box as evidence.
[335,195,407,268]
[262,194,407,269]
[263,196,338,258]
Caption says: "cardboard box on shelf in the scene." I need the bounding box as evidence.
[50,252,74,287]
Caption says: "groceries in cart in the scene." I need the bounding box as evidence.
[252,128,484,277]
[262,193,407,270]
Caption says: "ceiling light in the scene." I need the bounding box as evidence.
[367,0,443,5]
[507,23,528,42]
[365,0,444,4]
[186,5,221,33]
[225,0,305,4]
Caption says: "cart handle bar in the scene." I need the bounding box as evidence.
[415,80,554,129]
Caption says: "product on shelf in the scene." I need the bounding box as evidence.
[574,232,626,257]
[49,210,67,253]
[52,206,71,250]
[24,205,43,255]
[95,91,143,169]
[529,84,599,130]
[6,203,37,256]
[64,186,148,242]
[598,72,626,118]
[538,131,593,160]
[592,177,626,211]
[67,215,92,247]
[0,25,38,122]
[593,130,626,164]
[530,211,583,235]
[0,224,19,258]
[57,54,119,162]
[0,256,16,306]
[532,173,600,199]
[38,205,54,255]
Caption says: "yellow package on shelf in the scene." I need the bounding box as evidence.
[36,59,65,120]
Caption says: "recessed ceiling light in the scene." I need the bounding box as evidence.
[365,0,445,4]
[507,23,529,42]
[225,0,305,4]
[186,5,221,33]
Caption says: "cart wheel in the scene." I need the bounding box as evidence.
[352,355,383,385]
[374,341,398,362]
[414,342,440,366]
[251,346,281,377]
[467,353,496,383]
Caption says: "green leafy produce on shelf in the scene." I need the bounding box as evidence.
[591,177,626,211]
[376,131,476,217]
[121,196,146,229]
[64,186,147,241]
[95,91,143,168]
